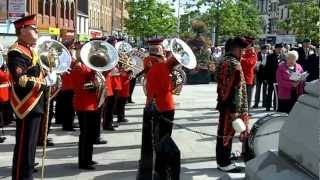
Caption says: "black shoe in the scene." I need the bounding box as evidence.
[252,105,258,108]
[0,136,6,143]
[94,139,107,145]
[266,108,270,111]
[217,164,243,173]
[89,161,98,165]
[127,101,135,104]
[79,165,95,170]
[118,118,129,123]
[113,122,119,127]
[103,126,116,131]
[33,168,38,173]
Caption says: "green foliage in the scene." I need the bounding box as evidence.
[124,0,177,38]
[278,0,320,42]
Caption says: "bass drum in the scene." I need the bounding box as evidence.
[245,113,288,161]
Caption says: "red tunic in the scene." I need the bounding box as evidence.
[119,70,130,97]
[241,48,257,85]
[61,59,76,91]
[71,63,98,111]
[146,63,174,112]
[104,72,113,97]
[0,70,10,102]
[143,55,164,75]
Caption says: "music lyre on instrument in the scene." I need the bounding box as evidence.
[36,37,72,180]
[80,40,119,108]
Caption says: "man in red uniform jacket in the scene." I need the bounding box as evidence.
[0,68,10,143]
[117,65,130,123]
[70,61,101,170]
[240,38,257,113]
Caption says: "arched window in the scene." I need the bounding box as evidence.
[71,2,75,20]
[45,0,50,16]
[38,0,44,14]
[66,2,70,19]
[60,0,65,18]
[52,0,56,16]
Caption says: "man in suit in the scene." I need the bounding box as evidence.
[253,44,270,108]
[7,15,57,180]
[296,39,318,82]
[264,43,284,111]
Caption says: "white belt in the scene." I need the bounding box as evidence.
[0,82,10,88]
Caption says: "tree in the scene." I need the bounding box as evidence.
[124,0,176,39]
[200,0,262,44]
[278,0,320,42]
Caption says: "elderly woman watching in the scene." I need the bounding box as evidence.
[276,50,304,113]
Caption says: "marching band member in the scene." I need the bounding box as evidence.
[70,55,102,170]
[0,66,10,143]
[7,15,58,180]
[117,63,130,123]
[215,37,250,173]
[55,39,76,131]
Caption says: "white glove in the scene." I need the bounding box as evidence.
[45,72,57,87]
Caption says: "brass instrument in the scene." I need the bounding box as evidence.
[36,37,72,180]
[80,40,119,108]
[143,38,196,96]
[115,41,144,74]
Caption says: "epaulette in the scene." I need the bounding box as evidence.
[8,42,33,60]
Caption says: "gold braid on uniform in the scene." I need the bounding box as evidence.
[18,75,46,87]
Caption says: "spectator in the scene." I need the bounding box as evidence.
[253,44,270,108]
[264,43,284,111]
[276,51,304,113]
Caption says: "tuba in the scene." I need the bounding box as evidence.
[80,40,119,107]
[168,38,196,95]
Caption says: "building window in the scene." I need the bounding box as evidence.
[71,2,75,20]
[52,0,56,16]
[60,0,65,18]
[66,2,70,19]
[38,0,44,14]
[45,0,50,16]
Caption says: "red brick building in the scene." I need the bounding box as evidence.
[26,0,77,37]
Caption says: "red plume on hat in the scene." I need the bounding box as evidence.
[13,15,37,29]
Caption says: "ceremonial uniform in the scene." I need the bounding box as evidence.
[216,54,249,168]
[71,63,100,169]
[6,15,54,180]
[103,67,122,130]
[117,68,130,122]
[55,59,76,130]
[240,47,257,112]
[0,69,10,143]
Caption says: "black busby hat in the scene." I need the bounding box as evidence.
[303,38,311,43]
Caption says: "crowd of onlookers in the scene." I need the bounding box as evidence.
[211,38,319,113]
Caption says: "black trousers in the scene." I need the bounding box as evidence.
[94,108,102,141]
[103,96,115,128]
[116,97,128,121]
[38,100,54,145]
[158,111,175,140]
[265,80,275,110]
[77,111,100,166]
[216,110,233,167]
[12,112,42,180]
[246,84,253,113]
[277,90,298,113]
[128,78,136,102]
[254,79,267,107]
[55,90,75,129]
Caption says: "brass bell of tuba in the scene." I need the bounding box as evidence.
[80,40,119,108]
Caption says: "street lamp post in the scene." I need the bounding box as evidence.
[177,0,181,38]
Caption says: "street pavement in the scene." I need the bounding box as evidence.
[0,84,271,180]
